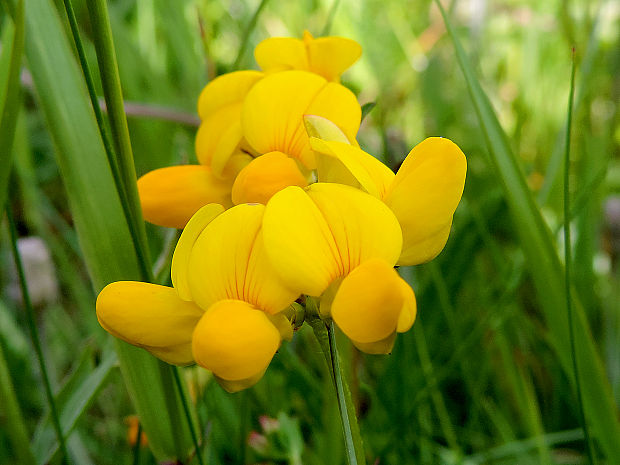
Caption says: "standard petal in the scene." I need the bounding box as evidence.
[310,139,395,198]
[306,36,362,82]
[263,186,341,296]
[242,70,327,167]
[171,203,225,300]
[137,165,233,229]
[197,70,263,120]
[96,281,203,365]
[192,299,280,390]
[254,37,309,74]
[383,137,466,266]
[331,259,404,345]
[187,204,298,313]
[231,151,308,205]
[306,183,402,275]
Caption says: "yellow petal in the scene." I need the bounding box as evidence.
[306,36,362,82]
[306,183,402,274]
[192,299,280,386]
[197,70,263,120]
[301,83,361,167]
[254,37,309,74]
[263,186,341,296]
[241,70,326,166]
[396,277,417,333]
[231,151,308,205]
[262,183,402,296]
[187,204,298,313]
[209,119,244,178]
[310,139,395,198]
[96,282,203,365]
[137,165,233,229]
[351,333,397,355]
[383,137,467,266]
[171,204,225,300]
[330,259,404,346]
[254,33,361,82]
[195,104,242,168]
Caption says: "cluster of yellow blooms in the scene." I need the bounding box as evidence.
[96,32,467,392]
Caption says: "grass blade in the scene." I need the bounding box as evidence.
[564,49,595,464]
[0,334,35,465]
[21,0,193,458]
[0,0,25,210]
[233,0,270,69]
[32,349,117,465]
[86,0,152,282]
[436,2,620,460]
[7,208,69,463]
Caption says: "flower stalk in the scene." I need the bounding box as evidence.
[308,299,366,465]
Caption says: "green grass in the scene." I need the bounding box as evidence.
[1,0,619,464]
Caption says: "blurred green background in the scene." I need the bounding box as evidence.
[1,0,619,464]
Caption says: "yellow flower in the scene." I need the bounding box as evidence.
[306,117,467,265]
[96,203,298,392]
[255,30,362,82]
[262,183,416,354]
[139,68,361,228]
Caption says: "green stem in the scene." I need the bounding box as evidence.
[309,311,366,465]
[564,49,595,465]
[0,337,36,465]
[327,322,366,465]
[233,0,270,69]
[172,367,204,465]
[6,207,69,464]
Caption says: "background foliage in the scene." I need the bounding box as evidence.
[1,0,619,464]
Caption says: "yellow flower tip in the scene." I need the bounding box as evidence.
[331,259,413,352]
[192,300,281,388]
[310,139,395,198]
[96,281,204,365]
[171,203,225,301]
[397,278,417,333]
[384,136,467,266]
[137,165,233,229]
[215,369,268,393]
[303,115,350,143]
[351,333,397,355]
[231,151,309,205]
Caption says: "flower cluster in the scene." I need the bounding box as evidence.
[96,32,467,392]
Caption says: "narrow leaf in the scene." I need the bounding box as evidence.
[0,0,25,210]
[32,349,117,465]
